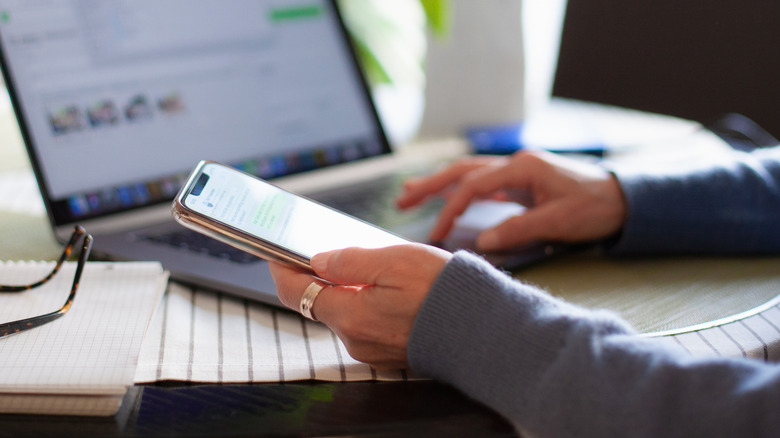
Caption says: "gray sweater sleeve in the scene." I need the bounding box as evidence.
[608,146,780,255]
[408,252,780,437]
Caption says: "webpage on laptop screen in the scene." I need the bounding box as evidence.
[0,0,384,223]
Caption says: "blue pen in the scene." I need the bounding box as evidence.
[466,123,606,158]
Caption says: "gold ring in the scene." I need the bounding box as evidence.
[299,282,325,321]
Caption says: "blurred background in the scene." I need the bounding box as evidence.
[336,0,564,145]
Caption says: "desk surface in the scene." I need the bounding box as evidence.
[0,382,517,438]
[3,92,780,436]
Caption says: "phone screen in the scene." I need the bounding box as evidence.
[182,162,408,260]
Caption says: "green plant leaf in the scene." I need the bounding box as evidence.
[352,37,392,85]
[420,0,450,38]
[337,0,448,86]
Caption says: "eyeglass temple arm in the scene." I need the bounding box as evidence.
[0,226,87,293]
[0,232,93,338]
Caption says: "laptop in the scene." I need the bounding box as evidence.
[0,0,555,307]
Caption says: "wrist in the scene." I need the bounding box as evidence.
[598,171,629,238]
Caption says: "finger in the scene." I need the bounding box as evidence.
[428,159,538,241]
[267,261,318,311]
[309,247,382,286]
[396,156,504,209]
[311,244,430,287]
[269,260,363,323]
[340,339,409,370]
[475,205,563,251]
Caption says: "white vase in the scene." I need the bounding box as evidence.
[417,0,525,140]
[373,84,426,148]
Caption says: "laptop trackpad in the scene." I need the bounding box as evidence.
[441,200,563,270]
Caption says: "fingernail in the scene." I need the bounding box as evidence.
[310,251,331,274]
[477,230,499,251]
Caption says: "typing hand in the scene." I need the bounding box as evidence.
[396,150,628,252]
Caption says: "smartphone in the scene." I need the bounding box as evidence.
[172,160,409,272]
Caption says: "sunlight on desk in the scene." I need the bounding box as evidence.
[520,251,780,334]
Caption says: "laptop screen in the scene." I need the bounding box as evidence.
[0,0,389,226]
[552,0,780,137]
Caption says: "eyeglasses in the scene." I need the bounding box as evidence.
[0,226,93,338]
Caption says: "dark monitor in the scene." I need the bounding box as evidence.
[552,0,780,137]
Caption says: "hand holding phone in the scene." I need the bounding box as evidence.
[172,161,409,272]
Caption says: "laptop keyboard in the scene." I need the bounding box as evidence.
[310,173,443,230]
[142,229,261,264]
[145,172,442,264]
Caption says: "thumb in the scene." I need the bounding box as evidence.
[311,247,384,286]
[476,206,560,251]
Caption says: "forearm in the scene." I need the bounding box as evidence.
[408,252,780,437]
[609,147,780,255]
